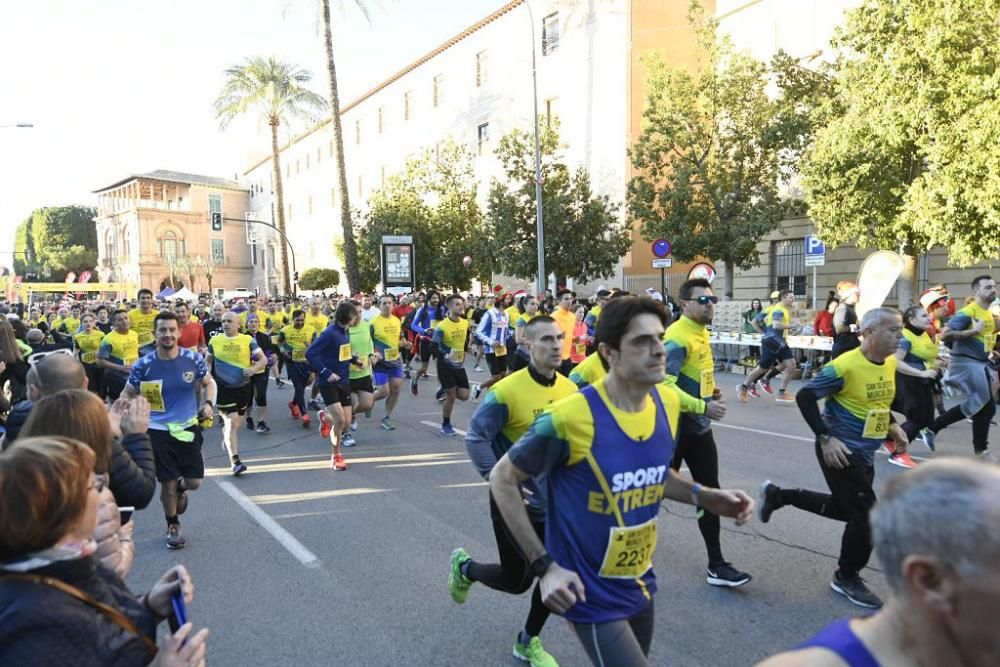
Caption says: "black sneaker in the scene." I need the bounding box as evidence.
[246,416,255,430]
[255,421,270,434]
[758,480,783,524]
[175,478,188,515]
[831,571,883,609]
[232,458,247,476]
[166,524,186,550]
[706,562,752,588]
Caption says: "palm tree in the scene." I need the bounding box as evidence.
[320,0,370,295]
[214,56,326,294]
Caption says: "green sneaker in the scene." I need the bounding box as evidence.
[513,635,558,667]
[448,547,473,603]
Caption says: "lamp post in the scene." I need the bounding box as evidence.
[525,1,546,296]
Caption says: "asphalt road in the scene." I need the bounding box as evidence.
[126,369,987,666]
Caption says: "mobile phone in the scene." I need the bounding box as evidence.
[170,589,187,626]
[118,506,134,524]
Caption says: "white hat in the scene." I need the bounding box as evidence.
[651,291,664,302]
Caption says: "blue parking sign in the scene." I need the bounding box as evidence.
[805,235,825,266]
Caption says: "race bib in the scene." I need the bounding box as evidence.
[292,349,306,362]
[700,368,716,399]
[339,343,353,362]
[574,343,587,357]
[270,335,279,346]
[139,380,165,412]
[493,344,507,356]
[384,348,400,361]
[862,408,890,440]
[452,349,466,363]
[599,517,658,579]
[82,351,97,364]
[138,331,154,346]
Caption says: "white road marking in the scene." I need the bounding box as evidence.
[420,420,468,436]
[713,422,928,461]
[440,482,489,489]
[215,480,320,568]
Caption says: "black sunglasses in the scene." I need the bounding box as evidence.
[694,295,719,305]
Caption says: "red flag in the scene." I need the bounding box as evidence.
[78,270,92,284]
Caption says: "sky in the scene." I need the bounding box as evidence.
[0,0,505,260]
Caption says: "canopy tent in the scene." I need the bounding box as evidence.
[170,286,198,302]
[155,286,175,299]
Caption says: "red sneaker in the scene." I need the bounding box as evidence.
[746,383,760,399]
[888,452,918,469]
[301,414,311,429]
[331,454,348,471]
[881,440,897,455]
[289,401,301,420]
[319,411,332,439]
[757,379,774,395]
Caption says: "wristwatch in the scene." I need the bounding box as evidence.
[529,553,554,579]
[817,433,831,446]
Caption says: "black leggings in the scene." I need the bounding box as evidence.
[248,372,268,408]
[670,427,723,565]
[464,494,550,638]
[895,373,938,440]
[573,598,655,667]
[932,400,996,453]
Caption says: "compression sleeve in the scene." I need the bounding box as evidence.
[465,393,510,480]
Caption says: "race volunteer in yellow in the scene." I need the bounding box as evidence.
[490,296,754,667]
[97,310,140,401]
[205,312,266,477]
[74,312,106,397]
[451,316,577,667]
[757,307,908,611]
[662,278,750,588]
[128,288,160,356]
[431,294,470,437]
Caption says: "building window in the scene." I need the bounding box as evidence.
[770,239,807,298]
[545,97,559,126]
[542,12,559,55]
[211,238,225,264]
[378,106,385,133]
[433,75,444,107]
[404,90,413,120]
[308,195,313,215]
[476,51,488,87]
[477,122,490,156]
[208,194,222,215]
[355,120,362,145]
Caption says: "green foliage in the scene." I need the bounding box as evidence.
[796,0,1000,267]
[627,4,786,299]
[214,56,327,131]
[356,140,489,292]
[16,206,98,279]
[12,216,34,275]
[298,267,341,291]
[487,122,628,285]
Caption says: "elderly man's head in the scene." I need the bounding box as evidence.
[26,353,87,401]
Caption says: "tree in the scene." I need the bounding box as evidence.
[319,0,372,297]
[12,216,36,275]
[298,267,340,291]
[627,3,786,300]
[487,123,628,287]
[791,0,1000,307]
[19,206,99,280]
[200,254,223,295]
[215,56,327,295]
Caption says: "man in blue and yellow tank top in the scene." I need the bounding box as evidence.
[491,296,754,666]
[758,307,908,610]
[450,315,576,666]
[739,289,797,403]
[432,294,470,436]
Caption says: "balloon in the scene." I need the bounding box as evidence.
[462,256,472,269]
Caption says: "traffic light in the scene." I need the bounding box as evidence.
[211,211,223,231]
[293,271,299,283]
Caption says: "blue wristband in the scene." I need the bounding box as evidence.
[690,483,702,506]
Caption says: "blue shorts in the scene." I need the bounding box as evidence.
[759,337,793,368]
[373,365,405,386]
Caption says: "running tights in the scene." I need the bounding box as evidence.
[572,599,655,667]
[932,401,996,453]
[286,362,310,414]
[670,427,723,565]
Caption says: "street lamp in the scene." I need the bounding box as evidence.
[0,123,34,128]
[525,1,546,296]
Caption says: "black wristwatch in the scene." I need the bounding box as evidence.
[529,553,554,579]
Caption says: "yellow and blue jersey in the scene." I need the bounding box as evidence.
[432,317,469,368]
[899,329,938,370]
[279,324,314,364]
[207,333,259,388]
[568,352,608,388]
[128,308,159,353]
[98,330,140,375]
[370,314,403,368]
[948,303,997,360]
[127,349,208,433]
[304,312,329,339]
[663,315,716,434]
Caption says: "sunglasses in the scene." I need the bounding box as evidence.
[693,295,719,305]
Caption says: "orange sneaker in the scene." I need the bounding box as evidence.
[736,384,750,403]
[331,454,348,471]
[289,401,301,420]
[319,411,332,439]
[888,452,918,469]
[301,414,311,429]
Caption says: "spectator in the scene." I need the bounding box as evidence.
[0,436,209,666]
[0,319,29,405]
[742,298,765,333]
[813,294,839,338]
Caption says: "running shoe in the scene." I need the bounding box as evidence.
[473,365,482,373]
[706,562,752,588]
[175,478,189,515]
[448,547,473,603]
[736,384,750,403]
[775,391,795,404]
[308,399,321,411]
[757,378,774,395]
[440,423,457,437]
[319,411,332,439]
[757,480,783,524]
[831,571,883,609]
[246,416,255,430]
[918,428,936,452]
[747,383,761,399]
[289,401,301,420]
[404,369,412,379]
[976,449,999,464]
[410,378,419,396]
[331,453,348,471]
[881,440,897,456]
[436,386,447,403]
[275,378,286,388]
[301,414,312,429]
[350,419,358,432]
[255,421,271,434]
[231,458,248,476]
[380,416,396,431]
[512,635,558,667]
[888,452,918,469]
[363,409,372,419]
[342,433,357,447]
[472,384,483,401]
[166,524,186,550]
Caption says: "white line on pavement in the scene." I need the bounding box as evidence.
[215,479,320,568]
[713,422,928,461]
[420,420,468,436]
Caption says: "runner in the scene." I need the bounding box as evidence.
[123,311,216,550]
[582,289,610,340]
[128,288,159,356]
[490,296,754,667]
[663,278,751,587]
[174,301,206,354]
[737,289,796,404]
[345,305,377,447]
[831,282,861,359]
[202,302,225,345]
[472,296,509,401]
[889,305,942,461]
[509,295,540,374]
[245,313,274,433]
[371,294,408,431]
[304,297,330,410]
[205,312,266,475]
[278,310,316,429]
[237,294,262,331]
[73,312,105,397]
[757,307,907,609]
[469,296,487,372]
[306,301,358,471]
[409,290,444,395]
[97,310,139,402]
[551,289,577,376]
[452,316,576,667]
[265,301,289,388]
[432,294,470,436]
[570,304,589,368]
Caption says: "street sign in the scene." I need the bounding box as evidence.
[380,235,415,292]
[805,235,826,267]
[651,258,673,269]
[652,239,672,258]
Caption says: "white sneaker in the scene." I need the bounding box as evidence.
[350,420,358,432]
[976,449,998,464]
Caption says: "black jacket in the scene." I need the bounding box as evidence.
[0,556,160,666]
[109,433,156,510]
[2,399,31,444]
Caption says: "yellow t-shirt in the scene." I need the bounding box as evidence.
[128,308,159,348]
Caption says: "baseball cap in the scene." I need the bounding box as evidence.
[919,289,948,310]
